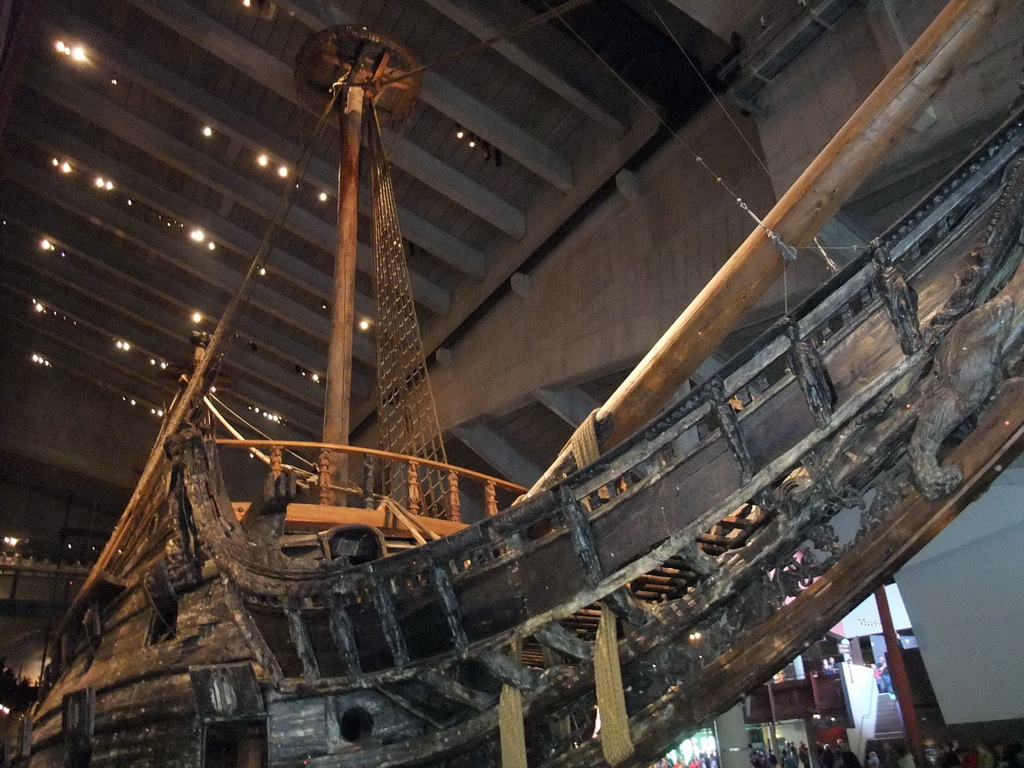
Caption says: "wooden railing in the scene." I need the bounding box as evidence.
[214,439,526,522]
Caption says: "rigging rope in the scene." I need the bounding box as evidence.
[643,0,775,181]
[538,0,800,265]
[365,98,450,516]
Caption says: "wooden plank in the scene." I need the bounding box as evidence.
[230,502,469,538]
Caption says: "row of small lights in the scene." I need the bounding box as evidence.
[30,299,176,414]
[3,536,19,547]
[454,127,502,167]
[247,405,284,424]
[50,157,218,252]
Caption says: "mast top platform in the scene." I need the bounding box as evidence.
[295,26,421,126]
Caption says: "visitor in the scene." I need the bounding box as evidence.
[868,751,881,768]
[839,741,863,768]
[978,744,995,768]
[799,742,811,768]
[821,744,837,768]
[785,747,799,768]
[896,745,915,768]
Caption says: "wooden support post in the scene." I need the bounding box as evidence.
[875,585,923,766]
[323,85,365,502]
[529,0,1004,495]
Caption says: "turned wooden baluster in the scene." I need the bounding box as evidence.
[362,453,375,509]
[270,444,283,479]
[485,481,498,517]
[407,461,422,516]
[318,449,332,506]
[446,470,461,523]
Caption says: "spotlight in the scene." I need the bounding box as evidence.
[70,46,87,62]
[60,161,72,173]
[358,319,370,331]
[207,241,216,250]
[202,126,213,137]
[191,311,202,323]
[40,238,53,250]
[95,176,105,188]
[277,165,288,178]
[456,130,465,139]
[190,229,205,242]
[318,191,328,202]
[257,154,268,167]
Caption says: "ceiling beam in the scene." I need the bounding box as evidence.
[2,273,326,416]
[533,385,599,428]
[51,12,485,279]
[24,71,451,317]
[418,0,628,133]
[450,423,541,486]
[12,118,344,313]
[1,259,329,429]
[125,0,527,238]
[5,309,316,441]
[0,204,354,395]
[0,152,378,368]
[273,0,575,192]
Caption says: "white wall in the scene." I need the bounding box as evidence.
[895,460,1024,724]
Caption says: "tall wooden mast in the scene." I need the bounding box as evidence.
[323,84,363,452]
[295,27,425,502]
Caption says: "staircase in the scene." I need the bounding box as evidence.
[863,693,906,759]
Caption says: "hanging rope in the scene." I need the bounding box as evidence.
[499,683,529,768]
[595,603,634,765]
[568,409,601,470]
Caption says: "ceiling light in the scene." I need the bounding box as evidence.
[259,267,266,276]
[157,409,164,417]
[150,358,156,365]
[257,154,268,167]
[70,46,87,62]
[130,399,136,406]
[311,373,319,383]
[52,158,59,166]
[207,241,216,250]
[456,130,465,139]
[95,176,105,188]
[318,191,328,202]
[468,140,476,148]
[105,180,114,190]
[55,41,67,53]
[277,165,288,178]
[358,319,370,331]
[202,126,213,137]
[40,238,53,250]
[190,228,205,242]
[159,362,168,370]
[34,302,44,313]
[191,311,202,323]
[60,161,72,173]
[111,77,117,85]
[243,0,251,6]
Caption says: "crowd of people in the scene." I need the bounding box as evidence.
[652,750,721,768]
[651,739,1024,768]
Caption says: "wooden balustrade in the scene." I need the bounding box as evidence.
[216,439,525,525]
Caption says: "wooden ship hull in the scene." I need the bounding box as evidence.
[17,5,1024,768]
